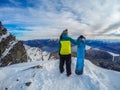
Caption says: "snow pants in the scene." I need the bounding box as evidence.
[59,54,71,76]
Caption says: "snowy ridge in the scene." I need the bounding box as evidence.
[25,45,50,61]
[0,58,120,90]
[0,40,18,60]
[0,32,10,42]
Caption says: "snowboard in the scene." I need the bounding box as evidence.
[75,39,85,75]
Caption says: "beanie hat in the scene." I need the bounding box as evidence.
[62,29,68,34]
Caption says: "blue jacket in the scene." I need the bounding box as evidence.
[58,33,76,54]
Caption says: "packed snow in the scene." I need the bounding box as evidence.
[0,58,120,90]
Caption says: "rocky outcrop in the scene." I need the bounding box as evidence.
[24,45,51,61]
[114,56,120,62]
[99,61,120,71]
[0,21,27,67]
[85,48,120,72]
[85,48,113,61]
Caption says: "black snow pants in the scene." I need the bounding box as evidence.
[59,54,71,76]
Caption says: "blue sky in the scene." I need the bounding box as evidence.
[0,0,120,40]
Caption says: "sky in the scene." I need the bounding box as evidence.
[0,0,120,40]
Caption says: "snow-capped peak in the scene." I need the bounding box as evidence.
[24,45,50,61]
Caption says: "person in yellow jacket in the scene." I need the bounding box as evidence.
[59,29,76,76]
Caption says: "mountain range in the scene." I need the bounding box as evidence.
[23,39,120,54]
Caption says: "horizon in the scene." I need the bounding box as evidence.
[22,38,120,42]
[0,0,120,40]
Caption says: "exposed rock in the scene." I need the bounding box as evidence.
[25,82,32,86]
[16,78,19,81]
[114,56,120,62]
[99,62,120,71]
[0,34,15,55]
[5,87,8,90]
[85,48,120,72]
[48,52,59,60]
[0,21,27,67]
[85,48,113,61]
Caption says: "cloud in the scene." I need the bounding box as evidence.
[99,21,120,34]
[0,0,120,40]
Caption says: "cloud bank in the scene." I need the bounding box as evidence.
[0,0,120,40]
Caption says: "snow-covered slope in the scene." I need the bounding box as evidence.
[0,58,120,90]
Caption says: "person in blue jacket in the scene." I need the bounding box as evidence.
[59,29,76,76]
[75,35,86,75]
